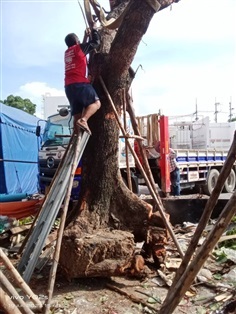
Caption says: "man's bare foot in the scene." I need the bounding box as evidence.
[76,118,92,135]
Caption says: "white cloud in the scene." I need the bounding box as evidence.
[2,0,236,123]
[147,0,236,43]
[16,82,65,118]
[131,0,236,123]
[132,53,236,122]
[2,1,86,68]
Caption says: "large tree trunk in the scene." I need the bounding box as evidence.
[60,0,180,279]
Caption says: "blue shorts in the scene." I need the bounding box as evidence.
[65,83,99,115]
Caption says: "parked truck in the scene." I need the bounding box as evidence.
[37,110,138,199]
[169,116,236,150]
[136,114,236,195]
[37,111,236,199]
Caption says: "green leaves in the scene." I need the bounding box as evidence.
[1,95,36,115]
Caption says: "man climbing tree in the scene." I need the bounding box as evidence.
[64,23,101,135]
[59,0,181,279]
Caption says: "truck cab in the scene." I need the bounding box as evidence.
[38,113,82,199]
[38,111,138,199]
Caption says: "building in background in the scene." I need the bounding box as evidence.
[42,94,69,119]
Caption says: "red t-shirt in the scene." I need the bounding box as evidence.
[64,44,90,86]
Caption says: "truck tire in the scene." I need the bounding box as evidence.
[223,169,236,193]
[203,169,220,195]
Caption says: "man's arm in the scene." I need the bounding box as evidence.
[80,28,101,55]
[169,148,177,158]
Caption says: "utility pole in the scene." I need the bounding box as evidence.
[229,97,234,121]
[194,98,198,121]
[214,99,220,123]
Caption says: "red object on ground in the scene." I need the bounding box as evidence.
[0,199,44,219]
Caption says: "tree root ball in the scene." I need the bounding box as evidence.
[60,229,136,279]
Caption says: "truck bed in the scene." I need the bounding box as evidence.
[176,149,229,164]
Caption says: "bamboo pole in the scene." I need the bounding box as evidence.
[126,97,160,194]
[99,76,184,258]
[167,131,236,292]
[119,134,144,140]
[0,272,34,314]
[122,89,132,191]
[43,132,83,314]
[0,287,22,314]
[0,248,43,309]
[160,190,236,314]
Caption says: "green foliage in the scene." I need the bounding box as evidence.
[213,273,222,280]
[214,224,236,262]
[213,250,228,263]
[19,216,34,225]
[0,95,36,115]
[220,227,236,249]
[231,215,236,223]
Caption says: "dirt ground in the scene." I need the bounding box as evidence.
[1,230,235,314]
[1,195,235,314]
[25,265,228,314]
[1,262,229,314]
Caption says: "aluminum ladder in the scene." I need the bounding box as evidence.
[17,131,90,282]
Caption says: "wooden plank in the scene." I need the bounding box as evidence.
[10,225,31,235]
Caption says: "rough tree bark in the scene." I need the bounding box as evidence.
[60,0,181,279]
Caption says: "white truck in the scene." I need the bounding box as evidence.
[37,112,236,197]
[136,114,236,195]
[169,116,236,150]
[37,110,138,199]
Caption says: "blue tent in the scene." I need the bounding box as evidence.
[0,104,42,195]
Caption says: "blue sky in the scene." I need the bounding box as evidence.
[1,0,236,122]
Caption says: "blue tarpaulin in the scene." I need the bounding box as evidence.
[0,103,42,195]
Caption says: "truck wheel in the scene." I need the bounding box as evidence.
[203,169,220,195]
[223,169,236,193]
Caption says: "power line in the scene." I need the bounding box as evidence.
[214,99,220,123]
[229,97,234,121]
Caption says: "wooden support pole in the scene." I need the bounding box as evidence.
[43,132,84,314]
[122,88,132,191]
[160,190,236,314]
[119,134,144,140]
[99,76,184,258]
[0,248,43,309]
[0,287,22,314]
[0,272,34,314]
[126,100,159,193]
